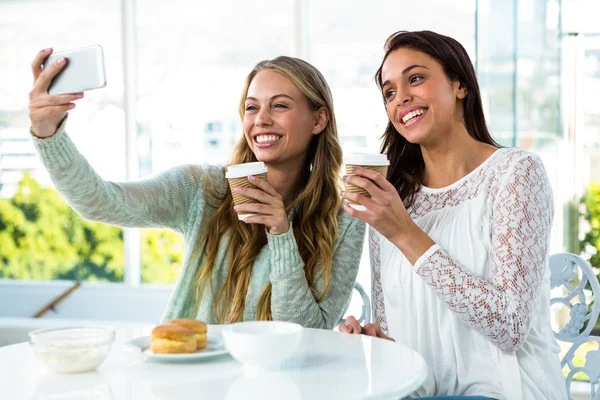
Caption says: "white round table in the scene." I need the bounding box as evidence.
[0,324,427,400]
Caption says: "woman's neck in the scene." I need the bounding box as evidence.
[420,125,497,189]
[265,159,306,208]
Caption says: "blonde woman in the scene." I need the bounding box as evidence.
[28,50,365,328]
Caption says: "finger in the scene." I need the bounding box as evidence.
[241,215,276,226]
[30,103,76,120]
[342,201,368,221]
[30,93,83,108]
[352,166,397,193]
[338,323,351,333]
[345,316,362,334]
[380,332,395,342]
[248,175,279,197]
[362,324,379,337]
[33,56,67,94]
[341,191,378,211]
[234,186,275,205]
[234,203,275,216]
[31,48,53,83]
[368,325,395,342]
[343,174,386,200]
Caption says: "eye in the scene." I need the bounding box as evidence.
[274,103,288,109]
[245,104,257,111]
[384,89,396,102]
[409,75,424,84]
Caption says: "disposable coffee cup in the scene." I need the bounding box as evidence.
[226,162,269,220]
[344,153,390,211]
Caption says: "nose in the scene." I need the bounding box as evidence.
[397,90,411,106]
[255,107,273,127]
[390,87,412,107]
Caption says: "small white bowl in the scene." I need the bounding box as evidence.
[222,321,303,369]
[29,326,115,374]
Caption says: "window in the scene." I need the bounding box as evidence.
[0,0,126,282]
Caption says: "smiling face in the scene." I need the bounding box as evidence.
[380,47,467,146]
[242,70,325,167]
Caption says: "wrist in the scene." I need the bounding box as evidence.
[30,126,54,139]
[389,221,419,248]
[268,221,290,236]
[391,223,436,266]
[30,115,68,139]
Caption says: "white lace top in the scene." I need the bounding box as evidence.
[370,148,567,399]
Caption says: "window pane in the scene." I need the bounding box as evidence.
[516,0,561,148]
[0,0,125,282]
[477,0,518,146]
[136,0,293,284]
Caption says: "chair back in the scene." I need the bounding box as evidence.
[550,252,600,399]
[338,282,372,326]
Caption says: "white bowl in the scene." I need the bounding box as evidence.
[222,321,303,369]
[29,326,115,374]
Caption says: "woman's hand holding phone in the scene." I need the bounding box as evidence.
[29,49,84,138]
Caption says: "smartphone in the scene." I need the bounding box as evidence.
[43,44,107,95]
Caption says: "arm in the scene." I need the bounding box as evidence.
[32,119,219,232]
[414,154,553,352]
[270,215,366,329]
[369,226,389,335]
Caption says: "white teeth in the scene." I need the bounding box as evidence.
[256,135,281,143]
[402,108,425,124]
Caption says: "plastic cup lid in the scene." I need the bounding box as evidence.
[344,153,390,166]
[225,162,268,179]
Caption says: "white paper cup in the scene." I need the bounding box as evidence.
[344,153,390,211]
[226,162,269,220]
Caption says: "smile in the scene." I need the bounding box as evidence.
[254,134,283,147]
[401,108,427,127]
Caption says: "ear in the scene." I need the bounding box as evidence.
[311,107,329,135]
[454,80,468,100]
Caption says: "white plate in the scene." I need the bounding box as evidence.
[127,334,228,362]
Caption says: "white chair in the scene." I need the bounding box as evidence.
[338,282,371,326]
[550,252,600,400]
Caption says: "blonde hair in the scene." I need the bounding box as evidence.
[192,56,343,323]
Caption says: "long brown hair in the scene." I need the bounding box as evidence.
[192,56,343,323]
[375,30,501,207]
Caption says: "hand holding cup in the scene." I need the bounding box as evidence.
[226,162,289,235]
[342,154,390,211]
[341,154,415,244]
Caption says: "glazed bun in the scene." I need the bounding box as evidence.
[166,319,208,350]
[150,325,196,354]
[166,319,207,334]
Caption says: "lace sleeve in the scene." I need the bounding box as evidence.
[370,227,389,334]
[414,153,553,352]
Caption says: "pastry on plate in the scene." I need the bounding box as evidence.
[150,325,197,354]
[166,318,208,350]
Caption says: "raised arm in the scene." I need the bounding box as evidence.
[28,48,220,232]
[32,123,214,232]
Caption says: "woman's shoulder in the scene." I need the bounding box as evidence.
[493,147,544,168]
[488,147,547,182]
